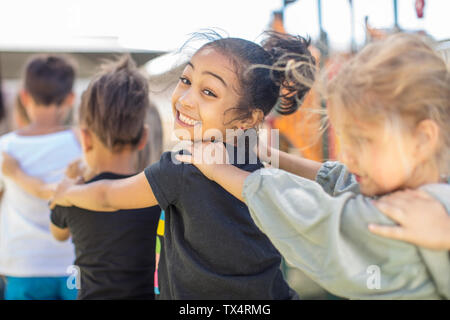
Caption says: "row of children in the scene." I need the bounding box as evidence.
[0,31,449,299]
[0,55,161,299]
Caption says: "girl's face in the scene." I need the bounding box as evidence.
[171,47,242,141]
[330,110,424,197]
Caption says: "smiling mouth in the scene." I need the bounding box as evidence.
[176,110,201,127]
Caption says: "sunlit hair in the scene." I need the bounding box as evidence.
[23,54,76,107]
[322,33,449,175]
[78,55,150,153]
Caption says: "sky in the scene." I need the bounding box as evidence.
[0,0,448,52]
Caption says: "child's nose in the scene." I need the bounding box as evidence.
[179,89,196,110]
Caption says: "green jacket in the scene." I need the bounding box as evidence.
[242,162,450,299]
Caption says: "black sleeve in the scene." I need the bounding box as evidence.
[50,206,68,229]
[144,151,184,211]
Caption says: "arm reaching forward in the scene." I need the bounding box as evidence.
[176,140,322,202]
[256,140,322,180]
[2,152,56,200]
[175,142,249,202]
[50,171,158,212]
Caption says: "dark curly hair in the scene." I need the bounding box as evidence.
[197,31,316,124]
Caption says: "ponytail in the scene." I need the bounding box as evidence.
[196,31,315,125]
[262,32,316,115]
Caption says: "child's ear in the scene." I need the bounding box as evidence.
[136,125,149,151]
[414,119,439,161]
[19,90,32,109]
[80,128,93,153]
[239,109,264,130]
[62,92,75,110]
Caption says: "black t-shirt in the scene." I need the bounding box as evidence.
[145,146,297,299]
[51,172,161,300]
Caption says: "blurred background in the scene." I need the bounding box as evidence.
[0,0,449,299]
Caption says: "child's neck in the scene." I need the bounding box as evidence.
[90,149,138,177]
[405,160,442,188]
[17,105,67,136]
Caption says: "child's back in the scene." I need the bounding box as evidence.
[148,147,295,299]
[0,130,80,276]
[51,172,160,299]
[50,55,161,299]
[0,55,80,300]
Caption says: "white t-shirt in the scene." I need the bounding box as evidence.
[0,130,81,277]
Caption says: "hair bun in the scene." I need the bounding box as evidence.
[262,32,316,115]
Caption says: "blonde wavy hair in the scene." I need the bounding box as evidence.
[323,33,450,176]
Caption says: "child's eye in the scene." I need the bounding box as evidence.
[179,77,191,85]
[203,89,217,98]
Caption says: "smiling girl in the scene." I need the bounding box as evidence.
[176,33,450,299]
[50,32,316,299]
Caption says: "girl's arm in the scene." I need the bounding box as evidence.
[51,171,158,211]
[175,142,249,202]
[2,152,55,200]
[175,140,324,201]
[177,150,450,298]
[176,141,322,199]
[241,166,450,299]
[370,189,450,250]
[257,142,322,180]
[50,223,70,241]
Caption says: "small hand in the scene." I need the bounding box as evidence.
[1,152,20,177]
[65,158,96,182]
[370,189,450,250]
[175,141,230,181]
[65,159,84,179]
[49,176,81,209]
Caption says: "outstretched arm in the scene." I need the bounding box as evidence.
[176,142,249,202]
[200,163,249,202]
[176,141,322,202]
[256,140,322,180]
[240,164,450,299]
[51,171,158,211]
[2,152,55,200]
[370,189,450,250]
[50,223,70,241]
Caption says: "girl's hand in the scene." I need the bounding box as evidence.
[49,176,81,209]
[175,141,230,181]
[65,159,96,182]
[369,189,450,250]
[1,152,20,178]
[65,159,84,179]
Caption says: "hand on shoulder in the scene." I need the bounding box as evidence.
[370,189,450,250]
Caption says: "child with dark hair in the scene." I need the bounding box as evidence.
[50,32,315,299]
[0,54,80,300]
[3,55,162,300]
[12,94,30,129]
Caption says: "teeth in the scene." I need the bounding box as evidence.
[179,112,198,126]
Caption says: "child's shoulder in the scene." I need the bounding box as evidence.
[0,131,16,142]
[13,126,75,138]
[0,128,79,155]
[0,131,21,149]
[420,183,450,211]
